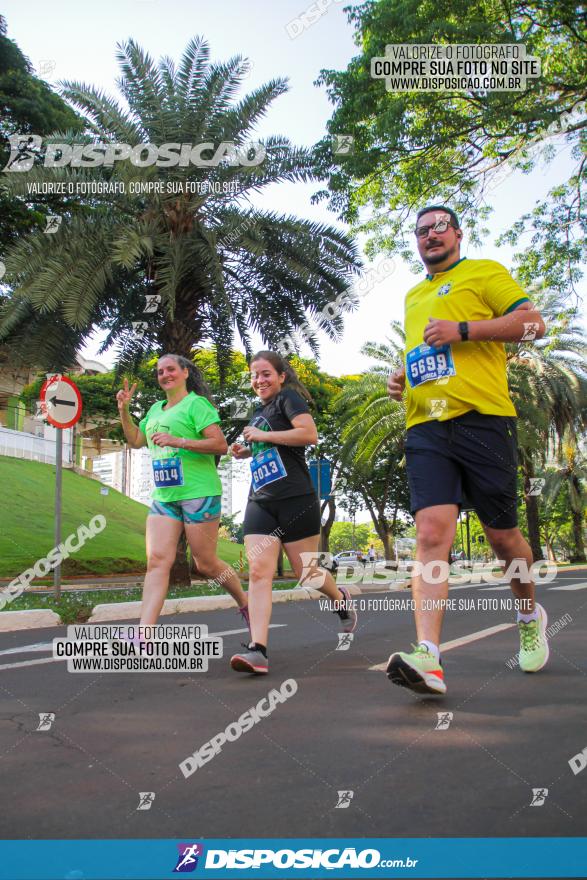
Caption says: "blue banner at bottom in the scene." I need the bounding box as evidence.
[1,838,586,880]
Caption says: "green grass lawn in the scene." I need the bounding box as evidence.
[0,455,244,579]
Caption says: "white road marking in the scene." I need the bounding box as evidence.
[549,582,587,591]
[0,625,287,672]
[0,657,59,671]
[210,624,286,637]
[0,642,52,657]
[369,622,516,671]
[439,622,516,651]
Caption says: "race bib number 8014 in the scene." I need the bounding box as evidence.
[406,343,456,387]
[152,457,184,487]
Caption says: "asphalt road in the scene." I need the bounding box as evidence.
[0,568,585,865]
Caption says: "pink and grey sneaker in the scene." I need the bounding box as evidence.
[230,644,268,675]
[335,586,358,633]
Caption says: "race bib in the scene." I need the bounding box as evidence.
[152,457,184,488]
[250,447,287,492]
[406,343,456,387]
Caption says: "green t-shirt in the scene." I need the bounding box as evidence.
[139,392,222,502]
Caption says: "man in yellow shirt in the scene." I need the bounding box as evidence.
[386,205,549,695]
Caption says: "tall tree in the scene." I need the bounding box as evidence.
[543,434,587,562]
[315,0,586,295]
[506,289,587,558]
[0,15,83,251]
[0,37,361,371]
[332,331,411,557]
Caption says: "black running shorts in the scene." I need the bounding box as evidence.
[405,411,518,529]
[243,492,321,543]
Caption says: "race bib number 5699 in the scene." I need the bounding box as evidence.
[406,343,456,387]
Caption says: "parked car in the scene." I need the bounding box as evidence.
[330,550,366,572]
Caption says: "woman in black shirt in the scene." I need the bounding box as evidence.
[229,351,357,674]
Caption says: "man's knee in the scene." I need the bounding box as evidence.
[486,527,525,557]
[416,512,454,552]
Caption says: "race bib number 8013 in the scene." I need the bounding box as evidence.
[406,343,456,387]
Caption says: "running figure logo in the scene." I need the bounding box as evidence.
[527,478,545,496]
[36,713,55,731]
[143,294,162,313]
[131,321,149,339]
[332,134,354,155]
[428,398,448,418]
[298,552,327,589]
[521,322,540,341]
[44,215,62,234]
[336,633,354,651]
[435,712,453,730]
[530,788,548,806]
[173,843,205,872]
[335,790,354,809]
[136,792,156,811]
[3,134,41,171]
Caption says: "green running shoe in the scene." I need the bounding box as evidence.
[386,644,447,695]
[518,603,549,672]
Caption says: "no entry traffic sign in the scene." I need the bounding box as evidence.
[40,375,82,429]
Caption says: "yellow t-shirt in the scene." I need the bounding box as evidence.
[404,258,529,429]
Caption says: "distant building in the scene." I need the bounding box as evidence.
[0,353,110,466]
[218,457,232,516]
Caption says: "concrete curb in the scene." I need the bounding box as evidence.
[88,580,411,622]
[0,580,412,631]
[0,609,63,632]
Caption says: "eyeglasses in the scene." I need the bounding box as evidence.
[414,219,457,238]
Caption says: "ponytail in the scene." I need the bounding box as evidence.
[250,350,313,404]
[157,354,214,403]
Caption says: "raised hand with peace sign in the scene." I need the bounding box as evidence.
[116,378,138,413]
[116,379,146,450]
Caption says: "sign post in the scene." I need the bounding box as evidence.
[39,376,83,598]
[309,457,332,552]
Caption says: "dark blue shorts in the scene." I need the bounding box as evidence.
[405,411,518,529]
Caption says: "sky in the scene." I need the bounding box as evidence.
[3,0,585,520]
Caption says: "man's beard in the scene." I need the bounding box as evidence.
[423,246,449,265]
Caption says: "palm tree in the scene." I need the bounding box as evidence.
[332,323,410,557]
[0,37,361,370]
[543,433,587,562]
[506,289,587,558]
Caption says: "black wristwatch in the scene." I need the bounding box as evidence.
[458,321,469,341]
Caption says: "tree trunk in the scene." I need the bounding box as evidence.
[570,508,586,562]
[169,532,191,588]
[382,528,393,561]
[157,293,205,358]
[320,498,336,552]
[545,538,557,563]
[522,461,542,561]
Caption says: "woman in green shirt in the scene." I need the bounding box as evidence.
[117,354,249,629]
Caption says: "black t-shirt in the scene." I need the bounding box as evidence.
[247,387,316,501]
